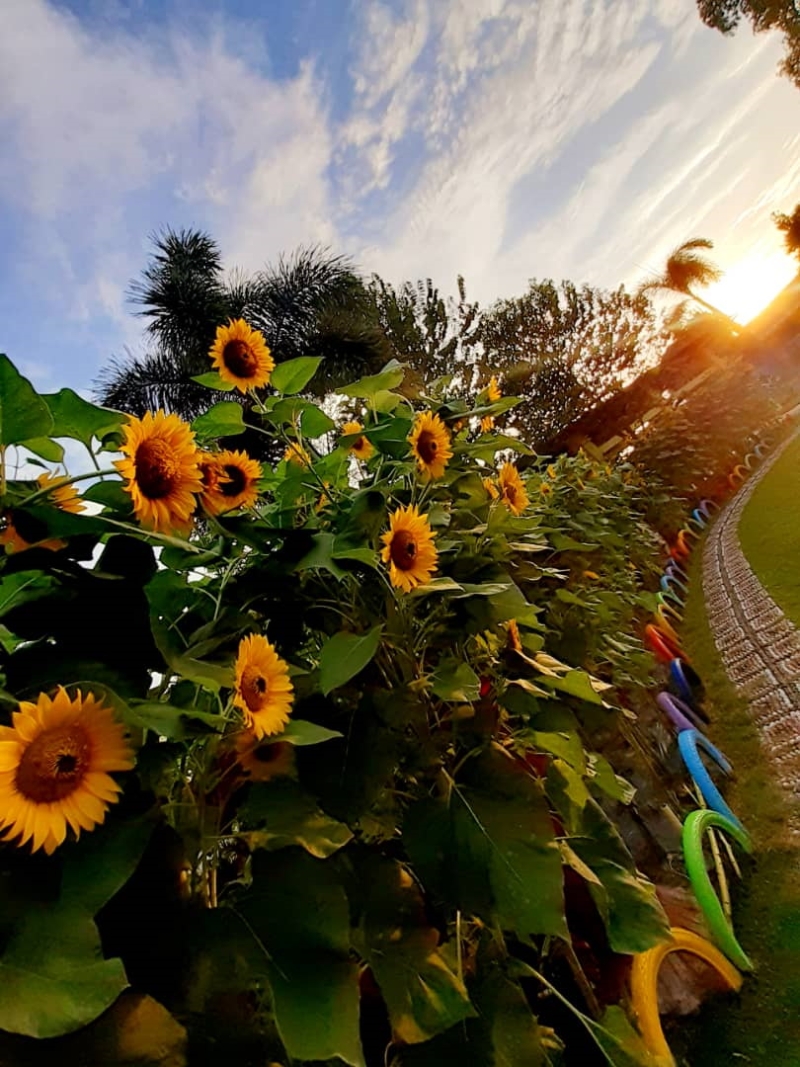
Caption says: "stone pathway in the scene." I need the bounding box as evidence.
[703,433,800,835]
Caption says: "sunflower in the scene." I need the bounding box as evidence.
[209,319,274,393]
[199,450,262,515]
[539,482,552,496]
[483,476,499,500]
[380,504,438,592]
[480,415,495,433]
[0,688,134,854]
[233,634,294,740]
[0,474,85,554]
[341,421,374,461]
[497,462,529,516]
[234,731,295,782]
[547,465,557,480]
[409,411,452,480]
[115,411,202,534]
[486,375,502,403]
[284,442,312,468]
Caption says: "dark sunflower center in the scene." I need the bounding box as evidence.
[390,529,418,571]
[252,742,280,764]
[416,430,439,464]
[241,666,269,712]
[223,340,258,378]
[504,484,518,505]
[16,724,91,802]
[220,463,248,497]
[135,439,180,499]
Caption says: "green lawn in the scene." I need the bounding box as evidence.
[739,434,800,628]
[680,535,800,1066]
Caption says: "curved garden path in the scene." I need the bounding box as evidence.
[703,432,800,836]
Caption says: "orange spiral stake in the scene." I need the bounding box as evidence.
[630,927,743,1066]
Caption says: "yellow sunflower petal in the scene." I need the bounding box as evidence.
[408,411,452,481]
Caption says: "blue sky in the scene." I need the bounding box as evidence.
[2,0,800,399]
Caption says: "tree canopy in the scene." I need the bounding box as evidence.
[697,0,800,88]
[774,203,800,261]
[476,280,666,447]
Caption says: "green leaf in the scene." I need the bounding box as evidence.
[336,360,405,401]
[270,356,322,395]
[276,719,343,746]
[570,802,670,954]
[191,400,246,439]
[236,850,364,1066]
[294,531,347,579]
[42,388,124,447]
[191,371,235,391]
[0,570,58,619]
[126,702,226,739]
[268,397,336,438]
[242,779,353,858]
[0,354,54,445]
[409,576,464,596]
[405,749,566,938]
[431,660,480,702]
[549,532,599,552]
[319,625,382,695]
[350,854,473,1044]
[82,480,133,513]
[0,818,152,1038]
[588,754,636,804]
[21,436,64,462]
[149,617,234,693]
[586,1006,662,1067]
[541,669,606,706]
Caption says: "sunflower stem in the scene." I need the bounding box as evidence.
[18,467,118,506]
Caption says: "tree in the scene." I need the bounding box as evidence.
[477,279,666,447]
[96,230,390,419]
[696,0,800,89]
[639,237,739,330]
[366,275,481,388]
[774,203,800,261]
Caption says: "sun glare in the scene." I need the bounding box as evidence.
[700,250,797,324]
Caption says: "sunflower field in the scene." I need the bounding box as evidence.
[0,331,683,1066]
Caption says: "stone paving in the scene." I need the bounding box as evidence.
[702,433,800,835]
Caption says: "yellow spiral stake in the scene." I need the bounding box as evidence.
[630,927,743,1066]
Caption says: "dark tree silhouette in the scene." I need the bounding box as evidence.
[96,230,390,419]
[696,0,800,89]
[774,203,800,261]
[639,237,739,330]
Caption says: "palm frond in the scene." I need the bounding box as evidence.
[93,347,216,419]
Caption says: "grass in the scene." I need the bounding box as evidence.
[679,529,800,1066]
[738,434,800,629]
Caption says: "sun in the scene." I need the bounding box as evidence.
[700,249,797,325]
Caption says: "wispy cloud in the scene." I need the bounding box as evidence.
[0,0,798,392]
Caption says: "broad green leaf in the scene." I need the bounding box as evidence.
[409,576,464,596]
[236,850,364,1066]
[0,355,54,445]
[570,802,670,954]
[293,531,347,579]
[242,779,353,858]
[586,1006,661,1067]
[0,570,58,618]
[0,818,152,1038]
[150,617,234,693]
[82,479,133,513]
[270,356,322,395]
[549,532,599,552]
[336,360,405,401]
[405,749,566,938]
[191,400,246,439]
[126,702,226,739]
[431,660,480,703]
[528,730,587,774]
[542,669,605,706]
[319,625,382,695]
[393,953,556,1066]
[277,719,343,746]
[365,417,413,457]
[21,436,64,462]
[42,388,124,446]
[373,388,403,412]
[589,754,636,804]
[350,854,473,1043]
[191,371,235,391]
[268,397,336,438]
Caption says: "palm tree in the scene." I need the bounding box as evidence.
[95,229,390,419]
[640,237,740,331]
[774,204,800,262]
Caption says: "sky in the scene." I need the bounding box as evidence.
[1,0,799,398]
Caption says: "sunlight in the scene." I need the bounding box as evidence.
[700,250,798,324]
